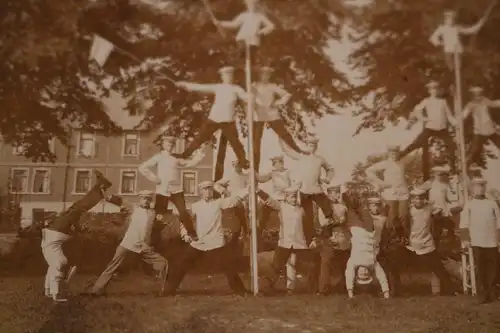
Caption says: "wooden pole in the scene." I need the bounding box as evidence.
[454,50,476,295]
[244,44,259,295]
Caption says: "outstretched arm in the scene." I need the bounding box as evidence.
[459,7,491,35]
[278,137,305,161]
[217,13,244,29]
[177,81,218,94]
[374,262,390,293]
[486,99,500,108]
[219,188,250,209]
[178,146,206,167]
[255,171,272,183]
[138,154,160,183]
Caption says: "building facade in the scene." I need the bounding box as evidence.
[0,129,214,226]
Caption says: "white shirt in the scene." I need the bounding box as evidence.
[182,190,247,251]
[460,198,500,248]
[256,169,293,200]
[266,199,307,249]
[232,12,272,46]
[138,150,203,196]
[120,206,156,253]
[252,83,289,122]
[464,98,500,136]
[183,83,247,123]
[430,25,462,53]
[295,155,334,194]
[349,226,377,267]
[423,179,456,216]
[366,159,409,201]
[407,206,435,255]
[413,97,453,131]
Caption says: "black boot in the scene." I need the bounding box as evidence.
[94,170,112,190]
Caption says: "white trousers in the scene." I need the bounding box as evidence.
[285,253,297,290]
[41,229,70,296]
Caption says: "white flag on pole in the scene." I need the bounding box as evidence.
[89,34,114,67]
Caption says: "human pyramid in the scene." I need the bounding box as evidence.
[37,0,500,304]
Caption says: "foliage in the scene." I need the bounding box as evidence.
[1,0,352,161]
[0,0,123,162]
[347,0,500,167]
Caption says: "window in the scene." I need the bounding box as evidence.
[175,138,186,154]
[10,168,29,193]
[32,169,50,194]
[74,169,92,194]
[77,132,95,157]
[120,170,137,195]
[12,144,25,156]
[181,171,197,196]
[123,133,139,156]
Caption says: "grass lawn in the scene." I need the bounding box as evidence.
[1,273,500,333]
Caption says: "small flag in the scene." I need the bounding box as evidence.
[89,34,114,67]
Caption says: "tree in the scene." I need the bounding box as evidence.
[83,0,352,140]
[0,0,127,161]
[347,0,500,168]
[2,0,355,160]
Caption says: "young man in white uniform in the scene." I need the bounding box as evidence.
[462,86,500,169]
[460,177,500,304]
[138,135,205,247]
[429,9,489,69]
[251,66,303,171]
[216,0,275,62]
[401,81,456,170]
[161,181,250,296]
[87,191,168,296]
[257,187,316,294]
[390,187,458,296]
[279,136,335,244]
[173,66,250,170]
[42,171,112,302]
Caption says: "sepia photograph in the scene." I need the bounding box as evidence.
[1,0,500,331]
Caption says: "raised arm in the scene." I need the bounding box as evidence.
[177,81,218,94]
[138,154,160,183]
[255,171,272,183]
[278,137,305,161]
[258,14,275,35]
[429,26,443,47]
[486,99,500,108]
[217,13,244,29]
[458,16,487,35]
[219,187,249,209]
[178,146,206,168]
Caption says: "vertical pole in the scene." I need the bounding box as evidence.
[453,51,468,199]
[454,50,476,294]
[245,44,259,295]
[62,128,73,211]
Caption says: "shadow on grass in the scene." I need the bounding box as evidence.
[33,296,88,333]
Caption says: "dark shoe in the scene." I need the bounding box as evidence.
[80,291,103,297]
[94,170,112,190]
[239,160,250,170]
[106,194,124,207]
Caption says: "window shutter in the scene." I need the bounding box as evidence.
[93,141,99,157]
